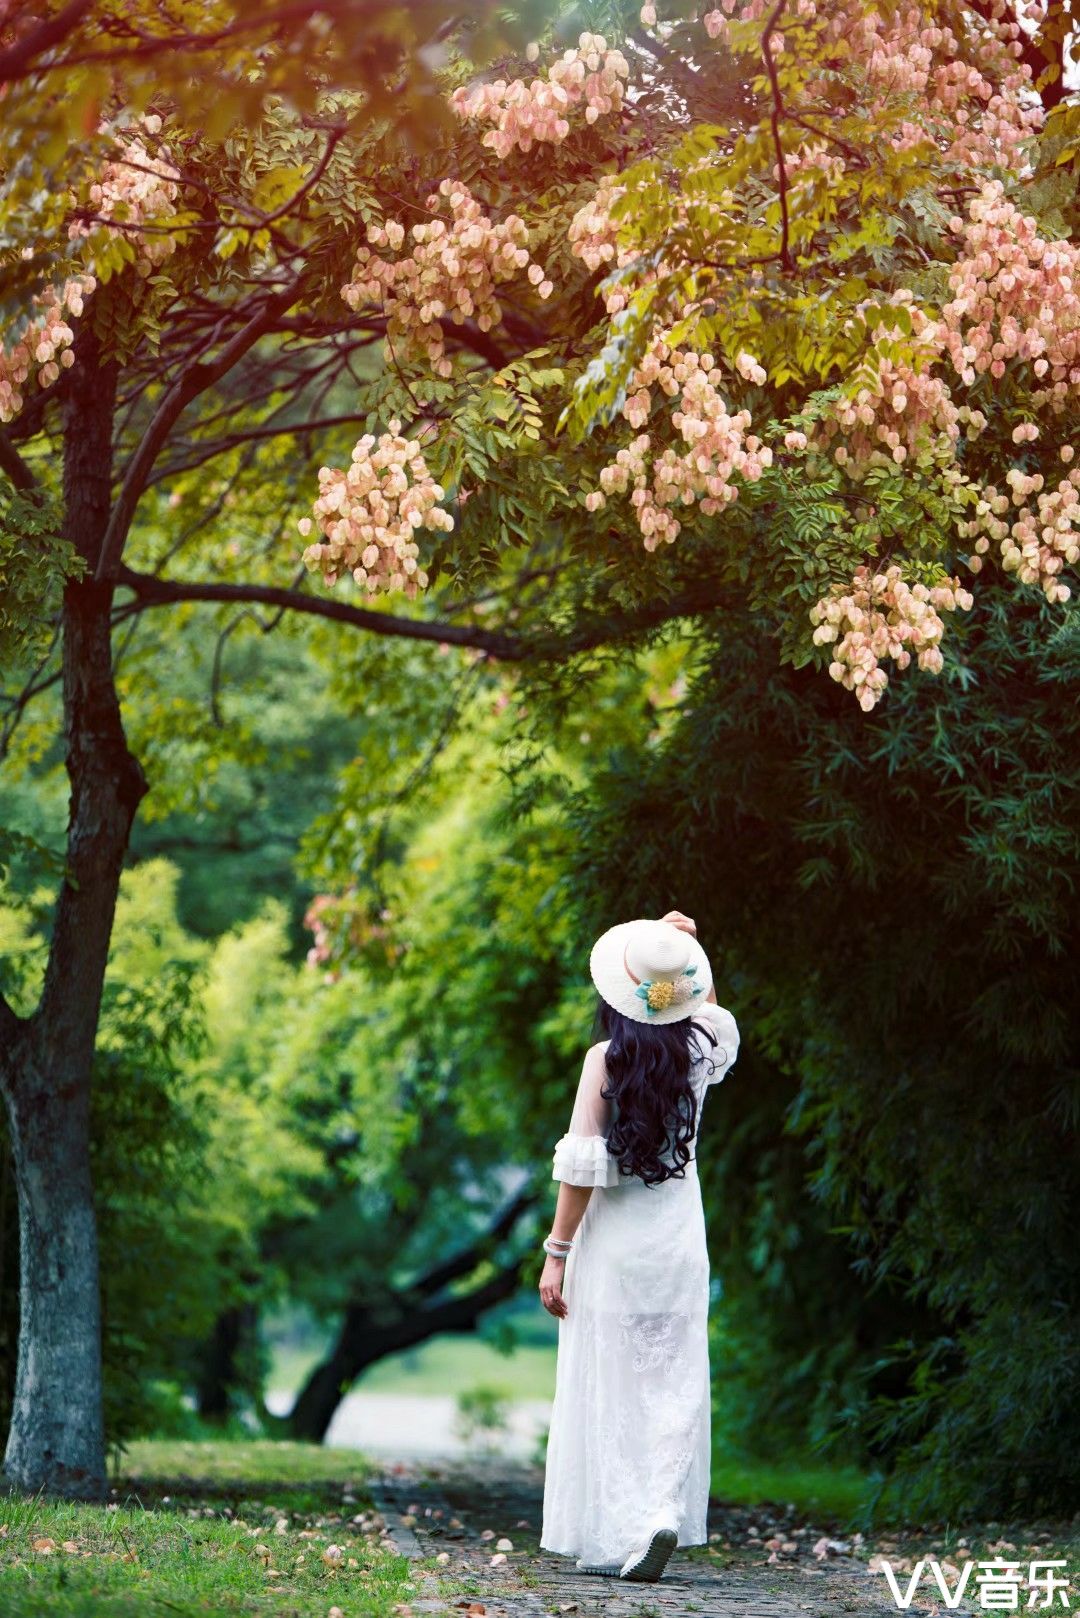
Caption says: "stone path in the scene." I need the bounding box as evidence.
[369,1458,943,1618]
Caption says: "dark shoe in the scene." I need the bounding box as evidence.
[619,1526,678,1581]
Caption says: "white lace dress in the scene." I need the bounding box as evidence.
[539,998,740,1567]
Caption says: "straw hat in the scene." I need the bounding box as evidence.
[589,919,712,1024]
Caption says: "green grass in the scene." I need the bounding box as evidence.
[0,1441,411,1618]
[269,1334,558,1402]
[708,1455,877,1525]
[117,1439,374,1490]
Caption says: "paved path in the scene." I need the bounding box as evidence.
[369,1457,945,1618]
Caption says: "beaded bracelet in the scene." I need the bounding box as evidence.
[543,1235,573,1257]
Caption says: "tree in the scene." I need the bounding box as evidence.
[1,0,1076,1497]
[556,571,1080,1516]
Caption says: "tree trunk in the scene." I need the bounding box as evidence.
[0,1039,108,1497]
[195,1303,258,1422]
[0,324,146,1497]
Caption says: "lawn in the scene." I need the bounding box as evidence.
[266,1316,559,1405]
[0,1441,413,1618]
[709,1454,879,1525]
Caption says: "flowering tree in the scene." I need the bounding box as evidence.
[0,0,1076,1496]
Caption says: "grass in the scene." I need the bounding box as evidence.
[708,1455,878,1525]
[117,1439,375,1491]
[268,1333,558,1404]
[0,1441,411,1618]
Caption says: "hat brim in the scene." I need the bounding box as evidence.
[589,919,713,1024]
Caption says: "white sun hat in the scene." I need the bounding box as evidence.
[589,918,713,1024]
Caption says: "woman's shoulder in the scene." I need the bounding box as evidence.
[690,999,740,1049]
[692,998,738,1029]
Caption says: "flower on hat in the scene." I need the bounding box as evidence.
[635,965,703,1016]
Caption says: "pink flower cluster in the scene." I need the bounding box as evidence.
[958,460,1079,604]
[816,313,963,474]
[566,175,629,276]
[68,118,180,275]
[822,2,1042,168]
[449,33,630,158]
[298,419,452,598]
[584,343,773,549]
[810,564,974,711]
[0,275,94,423]
[341,181,548,378]
[703,0,771,41]
[938,184,1080,406]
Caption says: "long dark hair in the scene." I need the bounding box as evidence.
[593,998,720,1187]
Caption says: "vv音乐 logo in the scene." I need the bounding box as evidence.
[873,1557,1071,1610]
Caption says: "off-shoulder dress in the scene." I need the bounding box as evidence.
[539,998,740,1568]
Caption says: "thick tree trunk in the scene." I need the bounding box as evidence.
[195,1303,258,1421]
[0,325,146,1497]
[0,1038,107,1496]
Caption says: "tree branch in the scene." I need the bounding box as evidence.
[0,429,38,494]
[761,0,793,274]
[145,412,376,487]
[413,1187,539,1300]
[114,565,737,664]
[94,278,305,582]
[0,0,93,83]
[114,566,525,660]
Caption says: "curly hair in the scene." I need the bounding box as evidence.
[593,997,720,1187]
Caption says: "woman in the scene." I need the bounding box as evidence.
[538,909,740,1582]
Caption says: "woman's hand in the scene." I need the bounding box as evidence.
[539,1255,569,1318]
[660,909,697,938]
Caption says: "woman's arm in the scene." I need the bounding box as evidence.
[660,908,716,999]
[539,1182,593,1319]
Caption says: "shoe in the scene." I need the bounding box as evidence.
[575,1557,621,1574]
[619,1525,678,1581]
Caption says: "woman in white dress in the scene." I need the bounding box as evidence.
[538,909,740,1582]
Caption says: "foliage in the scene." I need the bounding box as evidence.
[1,0,1078,1510]
[557,571,1080,1517]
